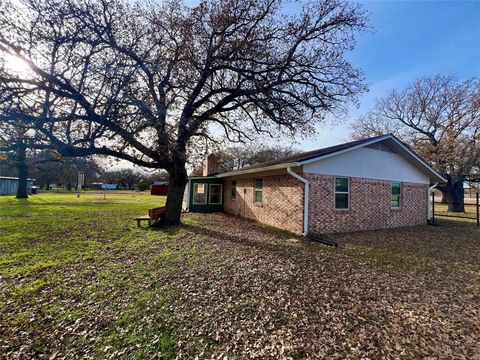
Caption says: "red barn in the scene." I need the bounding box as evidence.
[151,183,168,196]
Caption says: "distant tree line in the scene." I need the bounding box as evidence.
[0,150,168,191]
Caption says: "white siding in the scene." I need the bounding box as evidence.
[303,146,430,184]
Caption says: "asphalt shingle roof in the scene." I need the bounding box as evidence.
[226,134,389,173]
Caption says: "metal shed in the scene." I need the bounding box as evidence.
[0,177,34,195]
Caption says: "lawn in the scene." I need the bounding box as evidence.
[1,193,479,359]
[434,200,478,224]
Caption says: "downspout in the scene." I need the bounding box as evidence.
[428,183,438,221]
[184,179,191,212]
[287,167,309,236]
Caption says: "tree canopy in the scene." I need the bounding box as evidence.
[351,75,480,211]
[1,0,368,223]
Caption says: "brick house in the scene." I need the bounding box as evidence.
[182,134,445,235]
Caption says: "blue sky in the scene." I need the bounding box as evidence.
[298,0,480,151]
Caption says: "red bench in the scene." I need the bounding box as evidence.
[135,207,165,227]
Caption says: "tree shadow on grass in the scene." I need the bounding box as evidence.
[180,220,328,263]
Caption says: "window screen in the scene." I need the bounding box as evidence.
[231,180,237,199]
[209,184,222,204]
[193,183,207,204]
[334,177,349,209]
[254,178,263,204]
[391,182,401,208]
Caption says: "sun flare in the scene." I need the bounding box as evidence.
[1,53,31,74]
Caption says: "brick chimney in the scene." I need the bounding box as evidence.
[203,154,219,176]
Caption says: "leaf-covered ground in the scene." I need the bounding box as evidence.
[0,193,479,359]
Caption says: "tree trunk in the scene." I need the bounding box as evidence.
[15,143,29,199]
[161,164,188,226]
[440,193,448,204]
[438,175,465,212]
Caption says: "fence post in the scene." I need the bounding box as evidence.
[431,192,435,225]
[476,192,479,227]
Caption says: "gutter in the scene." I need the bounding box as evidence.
[287,167,309,236]
[427,182,438,221]
[216,162,299,178]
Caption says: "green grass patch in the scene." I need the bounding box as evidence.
[433,202,478,224]
[13,278,50,298]
[97,287,177,359]
[0,192,187,357]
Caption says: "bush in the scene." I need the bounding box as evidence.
[137,181,150,192]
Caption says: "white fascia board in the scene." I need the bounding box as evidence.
[215,162,299,178]
[188,176,218,179]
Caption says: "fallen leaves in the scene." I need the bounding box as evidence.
[1,197,479,359]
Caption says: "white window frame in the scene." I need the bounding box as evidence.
[192,183,207,204]
[391,181,402,209]
[231,180,237,200]
[334,177,350,210]
[208,184,223,205]
[254,178,263,204]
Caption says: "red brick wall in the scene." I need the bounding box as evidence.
[223,174,304,234]
[203,154,220,176]
[306,174,428,234]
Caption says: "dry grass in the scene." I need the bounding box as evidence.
[1,193,479,359]
[431,192,479,224]
[433,201,478,224]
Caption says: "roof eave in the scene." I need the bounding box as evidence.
[215,162,299,178]
[212,134,446,183]
[188,176,219,180]
[297,134,393,166]
[297,134,446,183]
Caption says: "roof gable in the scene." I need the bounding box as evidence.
[227,134,388,172]
[303,140,431,184]
[215,134,446,183]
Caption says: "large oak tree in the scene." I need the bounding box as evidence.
[351,75,480,212]
[0,0,367,224]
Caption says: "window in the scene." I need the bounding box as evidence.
[231,180,237,199]
[209,184,223,204]
[391,182,401,208]
[334,177,349,209]
[193,183,207,204]
[254,178,263,204]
